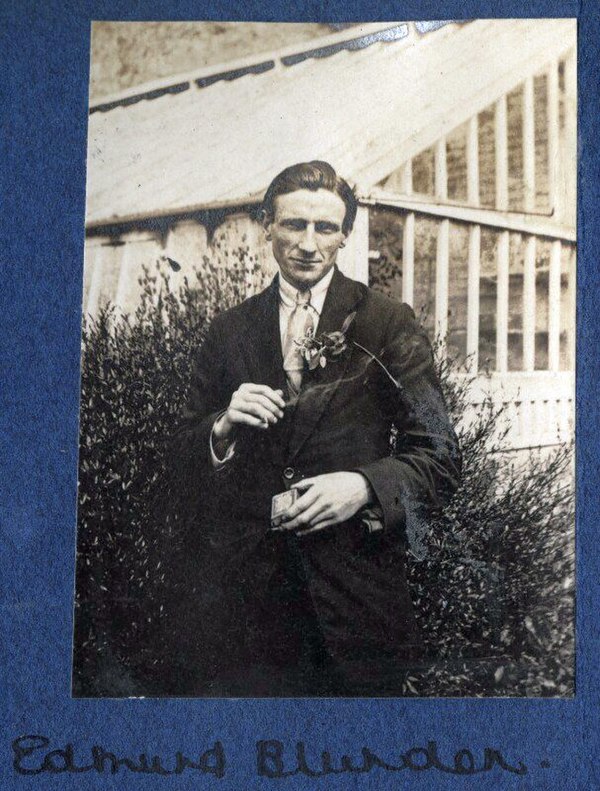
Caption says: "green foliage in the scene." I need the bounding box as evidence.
[73,249,266,694]
[404,356,574,696]
[73,253,574,697]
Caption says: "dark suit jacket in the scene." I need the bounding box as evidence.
[171,267,461,690]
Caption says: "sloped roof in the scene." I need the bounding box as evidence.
[86,18,575,227]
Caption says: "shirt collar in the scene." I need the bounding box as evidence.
[278,266,335,315]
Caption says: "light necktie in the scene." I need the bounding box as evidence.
[282,289,315,396]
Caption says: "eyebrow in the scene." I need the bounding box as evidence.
[280,218,341,229]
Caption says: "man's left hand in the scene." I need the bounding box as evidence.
[276,472,373,536]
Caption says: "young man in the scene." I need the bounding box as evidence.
[173,161,461,696]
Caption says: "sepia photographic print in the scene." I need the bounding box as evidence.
[72,19,576,698]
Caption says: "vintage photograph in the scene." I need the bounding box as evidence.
[72,19,576,697]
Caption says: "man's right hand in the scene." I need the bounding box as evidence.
[213,384,286,442]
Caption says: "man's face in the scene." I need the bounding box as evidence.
[264,188,348,291]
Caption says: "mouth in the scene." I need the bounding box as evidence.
[290,258,321,266]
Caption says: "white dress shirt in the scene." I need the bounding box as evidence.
[277,265,333,345]
[210,267,335,467]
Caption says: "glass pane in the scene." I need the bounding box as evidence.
[535,239,551,369]
[412,146,435,196]
[560,243,576,371]
[82,240,97,310]
[413,217,438,335]
[478,228,498,370]
[447,124,468,203]
[507,233,525,370]
[367,205,404,300]
[378,163,409,194]
[97,241,122,309]
[534,74,550,213]
[478,106,496,209]
[448,222,469,363]
[507,85,524,211]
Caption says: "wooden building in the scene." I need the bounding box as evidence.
[84,20,576,451]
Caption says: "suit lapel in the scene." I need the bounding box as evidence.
[243,276,292,466]
[245,275,287,393]
[287,268,366,462]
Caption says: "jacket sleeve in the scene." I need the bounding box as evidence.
[356,303,462,550]
[169,315,235,499]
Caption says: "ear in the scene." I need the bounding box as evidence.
[259,208,273,240]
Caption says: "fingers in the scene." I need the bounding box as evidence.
[283,476,333,529]
[280,495,330,531]
[283,484,319,520]
[227,408,271,429]
[238,384,286,409]
[228,384,285,428]
[273,472,366,537]
[296,515,338,537]
[291,477,317,492]
[235,391,283,411]
[272,486,320,532]
[232,396,283,422]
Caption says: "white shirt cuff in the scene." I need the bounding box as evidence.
[210,418,236,468]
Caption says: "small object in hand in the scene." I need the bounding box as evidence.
[360,506,385,534]
[270,489,298,529]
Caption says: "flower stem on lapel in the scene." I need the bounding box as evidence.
[350,340,401,390]
[294,310,401,389]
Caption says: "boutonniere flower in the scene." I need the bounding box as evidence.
[294,311,402,390]
[294,312,355,370]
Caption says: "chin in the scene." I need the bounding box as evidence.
[297,275,320,290]
[289,265,330,287]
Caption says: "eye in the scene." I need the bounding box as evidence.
[280,219,306,231]
[315,222,340,234]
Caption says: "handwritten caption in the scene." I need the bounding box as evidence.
[11,735,549,779]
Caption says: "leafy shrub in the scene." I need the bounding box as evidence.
[405,356,574,696]
[73,249,267,694]
[73,253,574,697]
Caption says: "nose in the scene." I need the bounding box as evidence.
[298,225,317,255]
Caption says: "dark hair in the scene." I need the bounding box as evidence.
[262,161,358,235]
